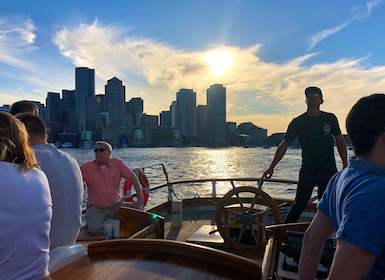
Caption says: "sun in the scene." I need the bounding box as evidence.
[205,49,234,76]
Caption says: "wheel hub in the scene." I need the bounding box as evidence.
[239,211,254,228]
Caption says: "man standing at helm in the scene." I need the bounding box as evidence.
[263,86,348,223]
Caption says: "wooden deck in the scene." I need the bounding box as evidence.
[150,198,220,242]
[163,207,217,241]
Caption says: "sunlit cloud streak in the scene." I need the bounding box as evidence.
[0,16,38,71]
[308,0,382,52]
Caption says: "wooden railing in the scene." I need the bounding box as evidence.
[135,163,299,202]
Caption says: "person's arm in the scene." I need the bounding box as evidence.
[263,139,289,179]
[130,174,144,209]
[334,134,348,169]
[120,160,144,209]
[327,239,376,280]
[299,211,334,279]
[80,164,87,189]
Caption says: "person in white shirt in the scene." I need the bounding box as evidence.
[17,113,83,249]
[0,112,52,279]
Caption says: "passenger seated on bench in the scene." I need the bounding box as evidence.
[299,94,385,279]
[81,141,144,237]
[0,112,52,279]
[17,113,83,249]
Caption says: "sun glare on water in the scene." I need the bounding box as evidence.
[205,50,234,76]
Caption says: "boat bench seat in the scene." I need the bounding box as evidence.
[77,206,164,241]
[186,225,224,248]
[119,206,165,239]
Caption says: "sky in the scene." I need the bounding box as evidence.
[1,0,385,135]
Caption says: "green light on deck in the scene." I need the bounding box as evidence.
[152,214,157,219]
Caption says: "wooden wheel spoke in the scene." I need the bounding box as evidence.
[235,193,245,210]
[251,227,259,245]
[237,228,245,243]
[255,207,272,217]
[249,194,259,211]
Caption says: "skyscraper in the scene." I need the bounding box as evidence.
[176,89,196,144]
[75,67,95,133]
[62,89,77,132]
[105,77,125,125]
[46,92,61,122]
[170,101,177,128]
[196,105,207,145]
[206,84,226,147]
[160,110,171,127]
[126,97,143,126]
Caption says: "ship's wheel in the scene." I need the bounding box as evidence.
[215,186,280,252]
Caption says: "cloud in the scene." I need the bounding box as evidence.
[308,0,382,52]
[0,16,37,70]
[49,19,385,134]
[3,15,385,135]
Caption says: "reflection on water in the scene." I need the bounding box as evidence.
[65,146,353,209]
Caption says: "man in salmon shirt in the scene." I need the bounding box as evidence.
[81,140,144,237]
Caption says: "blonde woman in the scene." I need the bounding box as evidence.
[0,112,52,279]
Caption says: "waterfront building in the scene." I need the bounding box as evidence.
[105,77,126,125]
[160,110,171,128]
[237,122,267,146]
[126,97,143,126]
[46,92,61,122]
[62,89,77,133]
[226,122,238,146]
[1,66,273,148]
[95,94,106,112]
[176,89,196,144]
[206,84,226,147]
[196,105,207,146]
[75,67,95,133]
[170,101,177,128]
[141,114,158,146]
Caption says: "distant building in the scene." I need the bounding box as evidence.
[160,110,171,128]
[1,66,276,148]
[176,89,196,144]
[206,84,226,147]
[46,92,61,122]
[237,122,267,146]
[57,132,79,148]
[226,122,238,146]
[46,121,64,143]
[170,101,177,128]
[268,133,286,146]
[75,67,95,133]
[62,89,77,132]
[95,94,106,112]
[196,105,207,145]
[141,114,158,146]
[105,77,126,125]
[126,97,143,126]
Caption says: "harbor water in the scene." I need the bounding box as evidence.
[65,146,353,209]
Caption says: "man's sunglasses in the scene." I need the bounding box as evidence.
[94,148,107,153]
[306,93,321,98]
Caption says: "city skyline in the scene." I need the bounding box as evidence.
[1,1,385,134]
